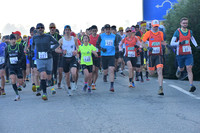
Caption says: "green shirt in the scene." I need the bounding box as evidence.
[78,43,96,66]
[173,28,193,39]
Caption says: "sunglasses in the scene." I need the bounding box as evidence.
[50,27,56,29]
[37,27,44,29]
[126,30,132,33]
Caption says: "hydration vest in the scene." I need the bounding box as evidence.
[178,29,191,55]
[124,36,138,57]
[149,31,162,55]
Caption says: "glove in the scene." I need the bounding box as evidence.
[180,40,186,45]
[101,48,107,53]
[134,45,139,49]
[147,47,153,52]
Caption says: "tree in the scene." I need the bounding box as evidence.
[164,0,200,80]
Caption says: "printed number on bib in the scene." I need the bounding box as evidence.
[105,40,113,46]
[152,47,160,54]
[128,51,135,57]
[38,52,48,59]
[66,51,73,57]
[182,46,191,53]
[83,56,91,62]
[9,57,18,64]
[0,57,5,64]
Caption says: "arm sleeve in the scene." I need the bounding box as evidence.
[50,36,59,50]
[96,35,102,49]
[170,37,179,46]
[191,36,198,47]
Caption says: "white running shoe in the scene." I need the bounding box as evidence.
[71,82,76,91]
[67,89,73,96]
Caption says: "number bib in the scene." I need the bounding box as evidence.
[9,57,18,64]
[105,40,113,46]
[83,56,91,62]
[182,46,191,53]
[128,51,135,57]
[65,50,73,57]
[0,57,5,64]
[152,47,160,54]
[38,52,48,59]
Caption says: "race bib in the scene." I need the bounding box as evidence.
[105,40,113,46]
[9,57,18,64]
[0,57,5,64]
[152,42,160,46]
[66,50,73,57]
[38,52,48,59]
[152,47,160,54]
[182,46,191,53]
[83,56,91,62]
[128,51,135,57]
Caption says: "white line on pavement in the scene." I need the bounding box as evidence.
[169,84,200,100]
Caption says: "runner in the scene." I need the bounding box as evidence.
[119,27,141,88]
[56,25,79,96]
[0,37,7,95]
[170,17,199,92]
[5,34,25,101]
[142,20,167,95]
[78,35,98,93]
[89,25,100,90]
[47,23,62,87]
[96,24,118,92]
[31,23,59,100]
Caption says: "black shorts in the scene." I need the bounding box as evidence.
[63,56,77,73]
[58,56,63,68]
[124,56,137,67]
[0,64,5,70]
[148,55,163,71]
[82,65,93,73]
[9,65,23,79]
[101,56,115,70]
[93,57,100,68]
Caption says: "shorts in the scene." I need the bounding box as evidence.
[124,56,137,67]
[81,65,93,73]
[58,56,63,68]
[176,54,193,68]
[9,65,23,79]
[0,64,5,69]
[148,55,163,71]
[63,56,77,73]
[36,58,53,75]
[101,56,115,70]
[93,57,100,68]
[115,52,119,59]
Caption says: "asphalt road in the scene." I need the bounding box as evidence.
[0,71,200,133]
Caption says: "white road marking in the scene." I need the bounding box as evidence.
[169,84,200,100]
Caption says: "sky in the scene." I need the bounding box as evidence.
[0,0,143,36]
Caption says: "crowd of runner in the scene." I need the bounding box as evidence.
[0,17,199,101]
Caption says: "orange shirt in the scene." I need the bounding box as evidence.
[142,31,164,43]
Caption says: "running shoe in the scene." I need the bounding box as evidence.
[26,77,29,82]
[158,87,164,95]
[176,69,181,78]
[14,95,20,101]
[92,84,96,90]
[189,86,196,92]
[22,82,26,88]
[110,87,115,92]
[17,86,22,91]
[1,89,6,95]
[58,83,62,89]
[75,83,78,90]
[32,85,37,92]
[129,82,133,88]
[132,82,135,88]
[51,88,56,95]
[82,85,87,92]
[141,78,144,83]
[67,89,73,96]
[88,88,92,93]
[146,78,150,81]
[71,82,76,91]
[180,72,188,81]
[42,93,48,100]
[135,77,139,81]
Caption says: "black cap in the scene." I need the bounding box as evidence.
[3,35,10,40]
[91,25,98,30]
[104,24,110,29]
[36,23,45,29]
[111,25,117,30]
[10,34,16,40]
[101,27,105,31]
[30,27,35,32]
